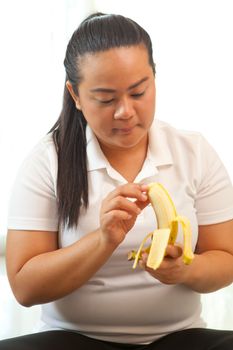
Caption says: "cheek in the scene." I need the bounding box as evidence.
[82,107,113,135]
[145,89,156,116]
[137,93,155,124]
[147,85,156,108]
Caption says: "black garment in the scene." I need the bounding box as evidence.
[0,328,232,350]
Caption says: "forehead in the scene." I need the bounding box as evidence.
[78,45,152,86]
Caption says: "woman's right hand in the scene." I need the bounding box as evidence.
[99,183,149,247]
[7,183,148,306]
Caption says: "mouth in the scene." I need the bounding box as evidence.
[113,126,136,135]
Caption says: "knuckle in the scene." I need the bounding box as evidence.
[115,196,124,207]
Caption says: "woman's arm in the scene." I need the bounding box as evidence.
[6,183,148,307]
[141,219,233,293]
[187,219,233,292]
[6,228,115,306]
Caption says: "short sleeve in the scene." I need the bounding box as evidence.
[7,136,59,231]
[195,136,233,225]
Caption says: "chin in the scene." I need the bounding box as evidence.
[114,132,147,149]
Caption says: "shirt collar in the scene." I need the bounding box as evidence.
[147,119,174,167]
[86,119,173,172]
[86,125,109,171]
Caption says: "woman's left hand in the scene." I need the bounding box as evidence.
[140,220,233,292]
[140,244,191,285]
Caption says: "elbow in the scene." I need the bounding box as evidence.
[12,287,37,307]
[8,277,40,307]
[17,298,34,308]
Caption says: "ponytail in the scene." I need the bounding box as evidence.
[50,86,88,228]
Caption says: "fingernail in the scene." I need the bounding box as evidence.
[141,252,147,261]
[141,194,148,201]
[140,184,148,191]
[139,260,145,269]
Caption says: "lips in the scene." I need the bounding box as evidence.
[113,125,136,135]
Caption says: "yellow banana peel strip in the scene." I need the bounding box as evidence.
[128,182,194,270]
[131,231,153,269]
[174,215,194,265]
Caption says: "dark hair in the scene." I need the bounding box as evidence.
[50,12,156,228]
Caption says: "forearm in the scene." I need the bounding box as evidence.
[11,230,116,306]
[184,250,233,293]
[8,183,149,306]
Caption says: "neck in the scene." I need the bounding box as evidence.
[99,135,148,182]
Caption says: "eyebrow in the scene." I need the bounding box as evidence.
[90,77,149,93]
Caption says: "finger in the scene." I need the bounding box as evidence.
[104,196,142,216]
[106,183,148,202]
[139,252,148,269]
[139,260,146,269]
[165,244,183,259]
[103,209,132,222]
[134,197,150,211]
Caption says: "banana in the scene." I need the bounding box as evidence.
[128,182,194,270]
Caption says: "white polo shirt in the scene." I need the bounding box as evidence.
[8,119,233,344]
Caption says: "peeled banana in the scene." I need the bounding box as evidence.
[128,182,194,270]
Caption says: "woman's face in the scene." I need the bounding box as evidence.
[72,45,156,151]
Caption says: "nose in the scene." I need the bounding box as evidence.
[114,97,135,120]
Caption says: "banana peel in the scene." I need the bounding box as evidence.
[128,182,194,270]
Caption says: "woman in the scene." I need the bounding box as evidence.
[2,12,233,350]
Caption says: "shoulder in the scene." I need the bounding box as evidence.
[149,119,225,183]
[20,133,57,169]
[153,119,204,146]
[26,133,56,159]
[14,133,58,191]
[8,133,59,230]
[150,119,212,162]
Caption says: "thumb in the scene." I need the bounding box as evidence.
[165,244,183,259]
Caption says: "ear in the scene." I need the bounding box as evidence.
[66,81,82,110]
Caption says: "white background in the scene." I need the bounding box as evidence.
[0,0,233,340]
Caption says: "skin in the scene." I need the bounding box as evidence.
[140,220,233,293]
[6,45,233,307]
[67,45,156,182]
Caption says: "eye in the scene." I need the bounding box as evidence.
[131,91,145,98]
[98,98,114,104]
